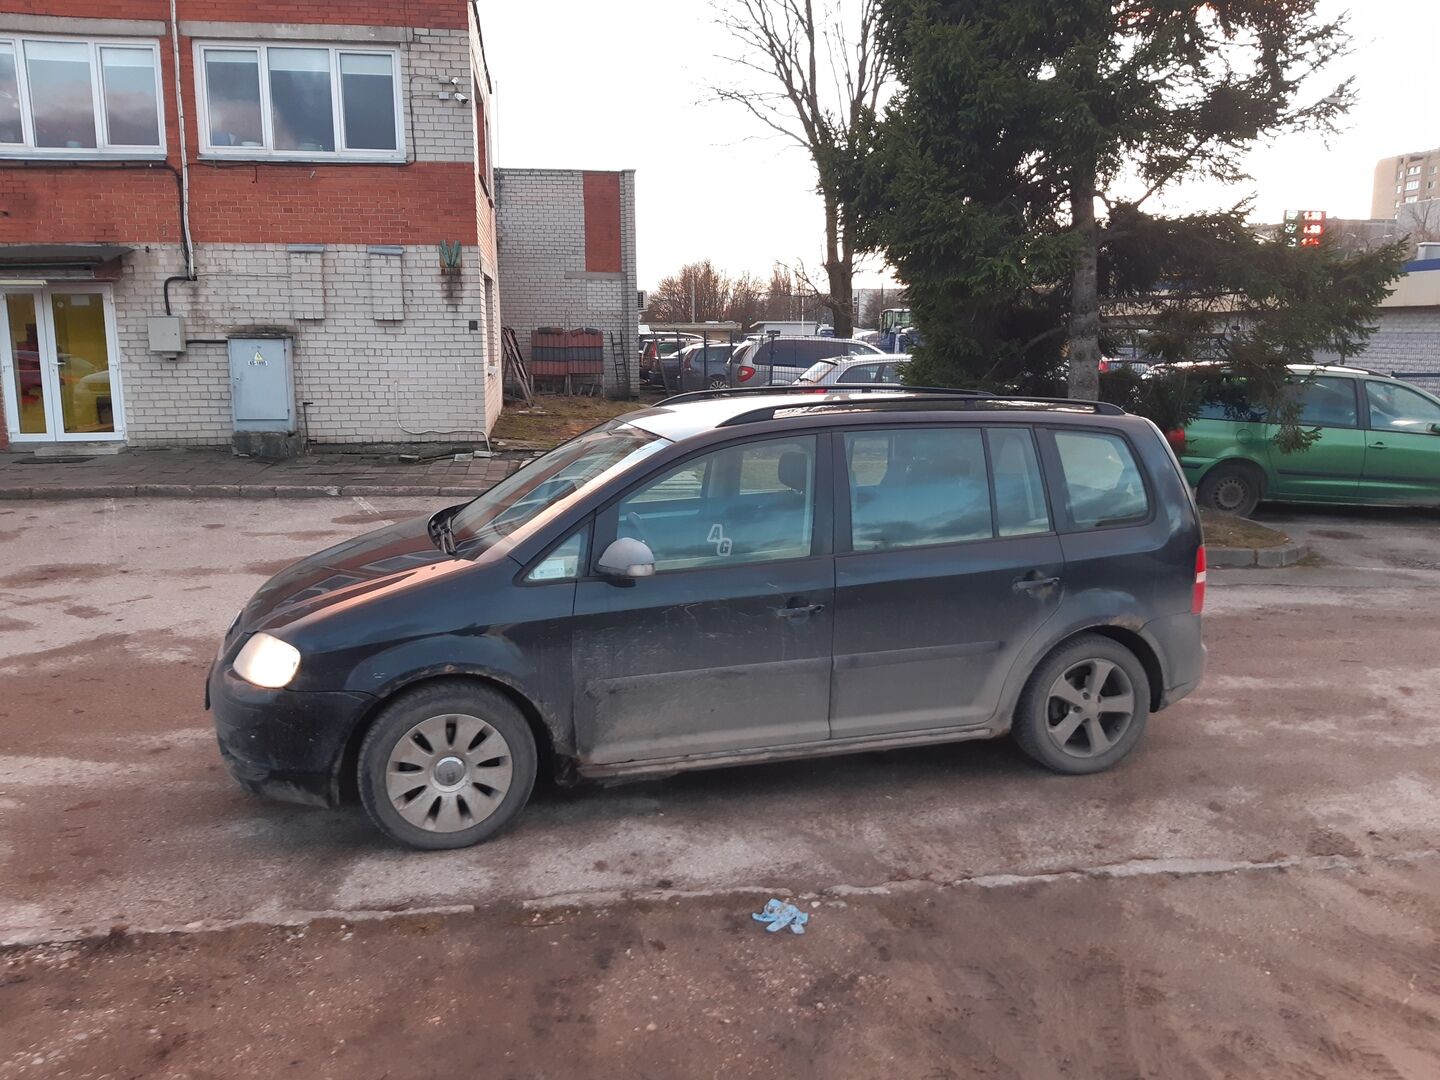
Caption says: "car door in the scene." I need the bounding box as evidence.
[1360,380,1440,503]
[570,433,835,764]
[829,424,1064,739]
[1265,375,1367,502]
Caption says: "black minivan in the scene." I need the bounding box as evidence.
[210,388,1206,849]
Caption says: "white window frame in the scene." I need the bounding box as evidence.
[0,35,166,159]
[194,41,405,163]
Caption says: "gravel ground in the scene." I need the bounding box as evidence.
[2,497,1439,1078]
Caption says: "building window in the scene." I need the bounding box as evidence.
[1406,179,1420,191]
[195,42,403,160]
[0,37,164,156]
[1408,164,1422,175]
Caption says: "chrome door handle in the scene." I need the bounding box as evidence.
[1013,575,1061,593]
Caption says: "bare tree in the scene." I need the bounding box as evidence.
[713,0,891,337]
[727,273,766,330]
[645,260,735,323]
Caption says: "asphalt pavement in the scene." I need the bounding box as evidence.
[3,497,1439,1078]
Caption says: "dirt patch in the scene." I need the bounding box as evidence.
[0,615,32,632]
[492,394,639,449]
[61,605,107,620]
[5,864,1440,1079]
[1201,509,1290,550]
[0,528,22,544]
[0,563,112,589]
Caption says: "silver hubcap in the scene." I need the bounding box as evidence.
[1045,659,1136,759]
[385,713,514,833]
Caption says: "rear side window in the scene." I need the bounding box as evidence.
[837,363,883,384]
[1287,376,1357,429]
[844,429,993,551]
[989,428,1050,537]
[1053,430,1149,528]
[1196,376,1266,422]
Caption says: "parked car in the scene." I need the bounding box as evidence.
[211,386,1206,849]
[678,342,739,392]
[795,353,911,386]
[728,335,882,386]
[1175,363,1440,515]
[639,333,700,386]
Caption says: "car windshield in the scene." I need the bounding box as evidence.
[796,360,838,383]
[450,420,669,554]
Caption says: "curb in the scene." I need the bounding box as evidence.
[0,483,488,501]
[1208,543,1309,569]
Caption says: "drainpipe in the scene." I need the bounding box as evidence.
[168,0,195,282]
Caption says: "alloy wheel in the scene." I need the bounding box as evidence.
[385,713,514,832]
[1044,658,1137,759]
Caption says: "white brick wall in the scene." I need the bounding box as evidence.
[406,29,476,164]
[1315,307,1440,390]
[495,167,639,395]
[108,242,497,447]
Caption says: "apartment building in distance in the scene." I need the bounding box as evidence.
[1373,147,1440,218]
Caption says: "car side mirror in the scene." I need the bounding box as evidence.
[596,538,656,582]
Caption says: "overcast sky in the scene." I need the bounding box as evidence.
[479,0,1440,291]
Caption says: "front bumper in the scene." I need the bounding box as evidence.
[208,663,373,808]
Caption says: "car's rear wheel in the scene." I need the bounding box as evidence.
[708,375,728,390]
[1012,635,1150,775]
[1197,462,1263,517]
[358,681,537,850]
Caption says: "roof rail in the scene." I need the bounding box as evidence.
[657,385,995,406]
[714,395,1127,427]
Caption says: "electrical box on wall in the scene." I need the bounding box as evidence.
[147,315,186,354]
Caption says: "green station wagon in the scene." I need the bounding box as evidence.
[1178,365,1440,516]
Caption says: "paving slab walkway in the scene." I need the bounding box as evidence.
[0,447,522,499]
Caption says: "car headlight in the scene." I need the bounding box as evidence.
[232,632,301,689]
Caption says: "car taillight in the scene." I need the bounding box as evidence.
[737,365,756,383]
[1192,546,1207,614]
[1165,428,1187,453]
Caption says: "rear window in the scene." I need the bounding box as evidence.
[1053,430,1149,529]
[797,360,837,383]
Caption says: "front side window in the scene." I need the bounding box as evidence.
[451,420,667,555]
[845,428,994,551]
[616,437,817,572]
[525,528,589,584]
[1053,430,1149,529]
[197,43,402,159]
[1366,382,1440,432]
[0,37,163,155]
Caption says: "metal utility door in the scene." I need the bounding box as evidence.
[228,338,294,432]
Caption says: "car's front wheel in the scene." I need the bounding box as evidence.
[1012,634,1150,775]
[357,681,537,850]
[1196,462,1263,517]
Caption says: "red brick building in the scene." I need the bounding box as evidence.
[0,0,501,450]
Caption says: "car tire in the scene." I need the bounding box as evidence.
[1011,634,1151,776]
[708,375,728,390]
[357,680,537,850]
[1196,462,1263,517]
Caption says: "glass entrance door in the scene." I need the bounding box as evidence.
[0,286,123,441]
